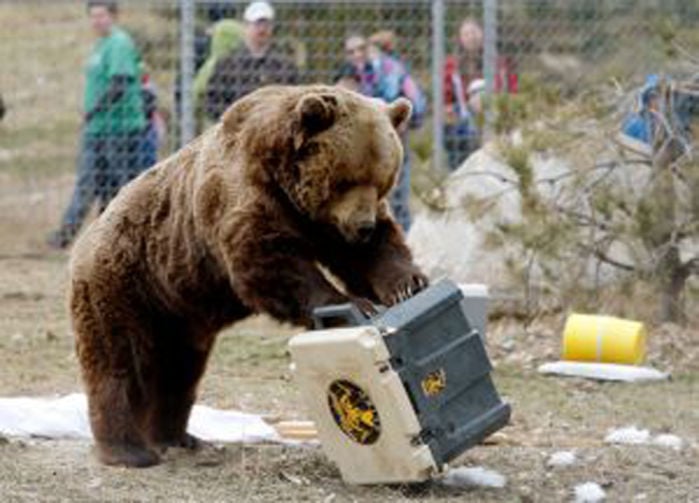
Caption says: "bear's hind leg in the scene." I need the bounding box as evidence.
[86,375,160,467]
[72,279,161,467]
[145,329,214,452]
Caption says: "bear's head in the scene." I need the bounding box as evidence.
[228,86,412,243]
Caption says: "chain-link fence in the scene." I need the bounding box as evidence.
[1,0,698,254]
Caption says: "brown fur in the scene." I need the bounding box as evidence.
[69,85,428,467]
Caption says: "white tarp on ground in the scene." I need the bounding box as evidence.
[537,361,669,382]
[0,393,280,443]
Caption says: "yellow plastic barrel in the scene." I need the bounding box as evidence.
[562,313,647,365]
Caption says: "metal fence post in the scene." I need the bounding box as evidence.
[179,0,196,145]
[483,0,497,135]
[431,0,445,172]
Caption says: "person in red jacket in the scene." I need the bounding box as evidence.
[443,18,517,170]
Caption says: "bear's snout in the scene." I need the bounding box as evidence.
[356,220,376,243]
[338,214,377,243]
[326,185,379,243]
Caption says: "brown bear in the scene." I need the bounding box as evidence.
[69,84,428,467]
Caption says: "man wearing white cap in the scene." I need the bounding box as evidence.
[206,1,298,119]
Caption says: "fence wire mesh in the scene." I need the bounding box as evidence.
[1,0,698,254]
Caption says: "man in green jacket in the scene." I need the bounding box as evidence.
[48,0,148,249]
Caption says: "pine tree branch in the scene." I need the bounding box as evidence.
[683,256,699,276]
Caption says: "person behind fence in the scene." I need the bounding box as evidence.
[336,34,426,233]
[205,1,299,120]
[141,69,170,169]
[47,0,151,249]
[369,30,399,60]
[617,73,698,163]
[617,74,663,157]
[193,18,245,129]
[443,18,518,171]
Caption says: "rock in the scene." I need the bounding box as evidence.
[408,147,528,290]
[408,139,654,303]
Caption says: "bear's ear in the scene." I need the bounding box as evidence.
[387,98,413,131]
[293,93,338,149]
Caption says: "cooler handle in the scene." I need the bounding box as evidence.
[312,303,369,329]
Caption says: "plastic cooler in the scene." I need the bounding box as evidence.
[288,279,510,484]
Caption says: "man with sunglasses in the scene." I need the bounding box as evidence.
[205,1,298,120]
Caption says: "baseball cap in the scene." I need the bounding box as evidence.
[244,1,275,22]
[468,78,486,96]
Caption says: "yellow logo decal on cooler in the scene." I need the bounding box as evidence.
[327,380,381,445]
[421,368,447,397]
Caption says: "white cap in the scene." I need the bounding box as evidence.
[468,78,486,95]
[244,1,275,22]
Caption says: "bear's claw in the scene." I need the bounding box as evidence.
[350,296,379,317]
[156,433,209,452]
[377,271,429,306]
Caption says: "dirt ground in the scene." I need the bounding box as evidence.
[0,254,697,502]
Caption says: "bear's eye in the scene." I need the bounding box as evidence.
[295,142,319,160]
[335,180,356,193]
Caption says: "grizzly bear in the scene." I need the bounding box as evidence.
[69,85,428,467]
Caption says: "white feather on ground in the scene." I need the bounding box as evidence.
[604,426,651,445]
[547,450,576,468]
[651,434,683,450]
[441,466,507,488]
[605,427,685,450]
[574,482,606,502]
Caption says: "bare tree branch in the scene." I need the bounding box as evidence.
[671,40,699,67]
[576,242,637,272]
[553,205,614,233]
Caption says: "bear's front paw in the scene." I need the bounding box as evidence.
[376,270,429,306]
